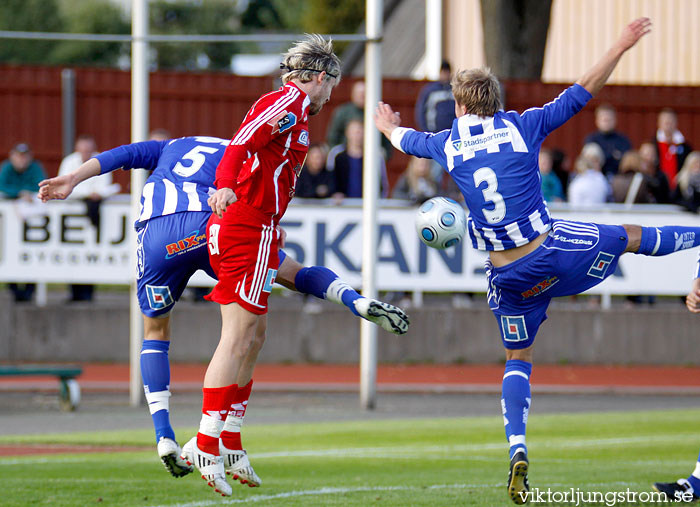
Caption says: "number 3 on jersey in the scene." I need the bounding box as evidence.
[473,166,506,224]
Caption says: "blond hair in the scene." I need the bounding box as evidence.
[676,151,700,196]
[451,67,502,117]
[280,34,341,85]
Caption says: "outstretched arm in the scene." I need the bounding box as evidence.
[576,17,651,96]
[374,101,402,141]
[38,158,101,202]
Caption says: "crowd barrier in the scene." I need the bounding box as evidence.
[1,197,698,295]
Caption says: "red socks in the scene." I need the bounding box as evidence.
[220,380,253,450]
[196,384,237,455]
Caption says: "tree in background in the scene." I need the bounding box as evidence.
[150,0,240,71]
[0,0,64,64]
[50,0,129,67]
[480,0,553,79]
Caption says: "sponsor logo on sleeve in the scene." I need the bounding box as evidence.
[269,111,297,135]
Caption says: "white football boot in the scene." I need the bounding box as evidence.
[354,298,410,335]
[220,442,262,487]
[181,437,232,497]
[157,437,193,478]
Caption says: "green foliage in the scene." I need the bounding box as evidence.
[49,0,129,67]
[149,0,240,70]
[298,0,365,35]
[0,0,65,64]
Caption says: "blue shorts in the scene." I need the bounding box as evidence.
[486,220,628,350]
[136,213,288,317]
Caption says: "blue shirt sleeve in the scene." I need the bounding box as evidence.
[398,129,450,168]
[519,84,592,146]
[95,140,167,174]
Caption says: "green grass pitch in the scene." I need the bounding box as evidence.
[1,409,698,506]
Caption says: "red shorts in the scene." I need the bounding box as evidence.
[205,202,279,315]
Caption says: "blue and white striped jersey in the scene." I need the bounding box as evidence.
[392,84,592,251]
[95,136,229,229]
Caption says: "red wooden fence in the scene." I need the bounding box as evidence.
[1,64,698,191]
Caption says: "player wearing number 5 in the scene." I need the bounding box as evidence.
[377,18,700,504]
[38,132,408,489]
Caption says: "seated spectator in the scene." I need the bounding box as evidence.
[584,103,632,178]
[638,141,671,203]
[674,151,700,212]
[567,143,610,206]
[654,108,693,191]
[328,118,388,200]
[58,135,120,302]
[611,150,655,204]
[392,156,438,204]
[0,143,47,302]
[326,81,393,159]
[295,144,334,198]
[538,148,564,203]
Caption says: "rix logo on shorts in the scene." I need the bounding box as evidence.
[500,315,529,342]
[587,252,615,279]
[521,276,559,299]
[165,230,206,259]
[146,285,174,310]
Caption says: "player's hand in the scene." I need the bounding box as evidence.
[374,101,401,138]
[208,187,237,218]
[277,225,287,248]
[685,277,700,313]
[38,175,75,202]
[617,17,651,52]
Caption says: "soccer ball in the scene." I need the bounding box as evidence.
[415,197,467,249]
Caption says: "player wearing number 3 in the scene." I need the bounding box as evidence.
[377,18,700,504]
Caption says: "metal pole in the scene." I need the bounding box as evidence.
[425,0,443,80]
[129,0,149,407]
[60,69,76,158]
[360,0,383,410]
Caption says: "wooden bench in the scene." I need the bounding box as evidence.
[0,364,83,411]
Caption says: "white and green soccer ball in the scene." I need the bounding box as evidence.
[415,197,467,249]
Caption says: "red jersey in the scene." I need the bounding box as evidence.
[215,82,310,222]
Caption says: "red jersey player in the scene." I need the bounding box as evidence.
[181,34,341,497]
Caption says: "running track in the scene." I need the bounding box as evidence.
[2,363,700,394]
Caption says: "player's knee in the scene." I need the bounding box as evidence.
[277,256,302,291]
[622,224,642,253]
[505,345,533,363]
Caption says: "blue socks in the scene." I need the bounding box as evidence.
[140,339,175,443]
[501,359,532,459]
[294,266,362,316]
[637,226,700,256]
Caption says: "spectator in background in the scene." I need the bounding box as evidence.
[639,141,671,204]
[391,156,437,203]
[674,152,700,212]
[0,143,47,302]
[325,81,392,159]
[568,143,611,206]
[583,103,631,178]
[295,144,334,198]
[611,150,655,204]
[654,108,693,191]
[149,128,172,141]
[328,118,388,201]
[415,60,457,184]
[538,148,565,203]
[58,135,120,302]
[415,60,456,134]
